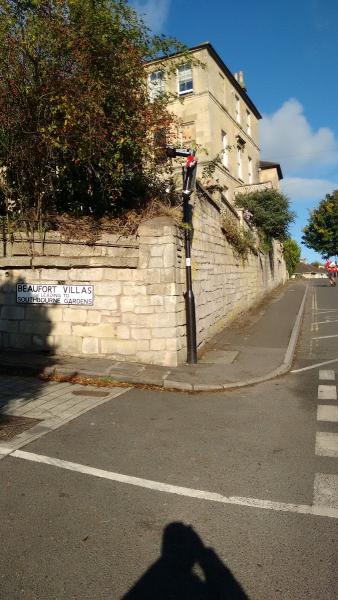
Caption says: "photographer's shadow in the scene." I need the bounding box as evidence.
[123,522,249,599]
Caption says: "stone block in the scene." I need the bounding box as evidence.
[123,285,147,296]
[151,326,177,338]
[104,269,134,281]
[50,322,72,336]
[116,325,130,340]
[138,248,151,269]
[150,295,164,306]
[20,321,51,335]
[0,257,32,268]
[120,297,135,312]
[62,308,88,323]
[122,312,175,328]
[44,243,61,256]
[163,246,177,268]
[0,293,16,306]
[100,339,137,355]
[9,333,32,349]
[69,268,103,282]
[72,323,115,338]
[32,335,50,350]
[53,335,82,354]
[147,283,180,296]
[86,310,102,324]
[134,306,154,314]
[93,296,118,311]
[138,216,176,238]
[93,281,122,296]
[40,269,70,281]
[0,319,19,333]
[130,328,151,340]
[136,340,150,352]
[60,244,104,258]
[1,306,24,320]
[150,246,164,257]
[148,257,164,269]
[150,338,166,351]
[82,337,99,354]
[166,338,179,351]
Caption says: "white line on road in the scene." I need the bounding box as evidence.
[291,358,338,374]
[313,474,338,510]
[313,319,338,325]
[319,370,336,381]
[10,450,338,520]
[315,432,338,458]
[318,385,337,401]
[317,405,338,423]
[312,334,338,340]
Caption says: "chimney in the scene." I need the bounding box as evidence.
[234,71,246,91]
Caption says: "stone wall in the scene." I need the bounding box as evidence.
[0,218,185,366]
[191,188,287,347]
[0,195,287,366]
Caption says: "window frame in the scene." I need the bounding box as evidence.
[221,130,229,169]
[177,63,194,96]
[246,110,251,136]
[235,95,241,124]
[148,69,165,101]
[236,145,243,180]
[248,156,253,183]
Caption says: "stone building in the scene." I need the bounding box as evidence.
[147,42,282,201]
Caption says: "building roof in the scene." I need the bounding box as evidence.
[147,42,262,120]
[259,161,283,180]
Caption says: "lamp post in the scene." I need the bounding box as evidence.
[166,147,198,364]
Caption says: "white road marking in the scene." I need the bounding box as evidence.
[314,319,338,325]
[291,359,338,374]
[314,474,338,510]
[9,450,338,519]
[319,369,336,381]
[315,432,338,458]
[312,334,338,340]
[315,309,338,313]
[318,385,337,401]
[317,405,338,423]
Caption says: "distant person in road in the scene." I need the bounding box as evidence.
[325,259,337,287]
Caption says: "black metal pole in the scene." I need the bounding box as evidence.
[183,187,197,364]
[165,146,198,364]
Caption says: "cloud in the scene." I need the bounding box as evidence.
[131,0,171,33]
[260,99,338,174]
[282,177,338,200]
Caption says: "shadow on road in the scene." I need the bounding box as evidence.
[0,274,57,433]
[123,521,249,599]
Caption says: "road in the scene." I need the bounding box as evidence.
[0,281,337,599]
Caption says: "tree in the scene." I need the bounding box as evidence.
[0,0,184,224]
[234,189,295,243]
[283,238,301,276]
[302,191,338,259]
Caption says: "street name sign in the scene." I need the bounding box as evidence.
[16,284,94,305]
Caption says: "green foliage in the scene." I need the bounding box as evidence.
[283,238,301,276]
[234,189,295,241]
[0,0,184,223]
[302,190,338,259]
[221,211,257,261]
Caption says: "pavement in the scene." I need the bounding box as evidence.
[0,280,308,391]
